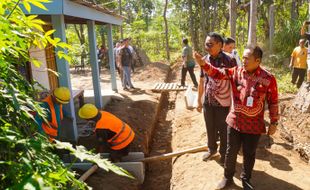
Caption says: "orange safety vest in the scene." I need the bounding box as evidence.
[41,95,63,140]
[95,111,135,150]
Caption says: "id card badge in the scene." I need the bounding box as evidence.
[246,96,254,107]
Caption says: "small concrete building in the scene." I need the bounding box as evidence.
[22,0,123,143]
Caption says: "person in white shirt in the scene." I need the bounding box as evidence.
[223,37,242,67]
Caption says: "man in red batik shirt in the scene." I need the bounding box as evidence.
[194,46,279,190]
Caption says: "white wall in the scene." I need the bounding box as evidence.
[29,47,50,90]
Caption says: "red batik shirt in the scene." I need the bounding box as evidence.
[201,63,279,134]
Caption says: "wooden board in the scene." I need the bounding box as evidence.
[151,83,188,92]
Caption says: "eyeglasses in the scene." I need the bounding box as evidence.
[205,43,215,48]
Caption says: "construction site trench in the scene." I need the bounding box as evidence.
[71,59,310,190]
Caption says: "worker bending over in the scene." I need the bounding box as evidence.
[78,104,135,162]
[35,87,71,141]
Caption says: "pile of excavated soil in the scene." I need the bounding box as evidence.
[133,61,171,83]
[135,48,151,66]
[279,93,310,163]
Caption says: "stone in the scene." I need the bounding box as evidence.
[293,82,310,113]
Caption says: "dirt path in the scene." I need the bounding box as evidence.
[71,62,310,190]
[142,62,310,190]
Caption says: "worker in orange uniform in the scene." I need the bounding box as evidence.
[35,87,71,141]
[78,104,135,162]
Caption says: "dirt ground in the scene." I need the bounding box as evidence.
[70,60,310,190]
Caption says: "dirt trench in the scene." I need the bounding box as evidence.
[72,61,310,190]
[141,62,310,190]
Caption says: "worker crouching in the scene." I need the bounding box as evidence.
[35,87,71,141]
[78,104,135,162]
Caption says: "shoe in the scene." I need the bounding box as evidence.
[202,151,217,161]
[130,86,136,89]
[215,178,234,190]
[123,87,129,91]
[242,178,254,190]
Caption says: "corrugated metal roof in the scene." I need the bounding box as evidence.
[69,0,123,19]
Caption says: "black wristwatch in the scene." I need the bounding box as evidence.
[271,122,278,126]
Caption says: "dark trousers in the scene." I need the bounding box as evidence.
[131,62,135,73]
[224,127,261,180]
[292,68,306,88]
[181,66,198,87]
[203,103,229,158]
[110,145,130,162]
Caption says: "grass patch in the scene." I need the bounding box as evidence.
[264,56,298,94]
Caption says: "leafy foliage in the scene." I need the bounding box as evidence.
[264,56,298,94]
[0,0,131,189]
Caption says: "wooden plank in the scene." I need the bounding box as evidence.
[159,83,165,90]
[153,83,160,89]
[79,165,98,182]
[168,83,173,90]
[172,83,177,90]
[128,144,214,162]
[152,83,187,92]
[164,83,169,90]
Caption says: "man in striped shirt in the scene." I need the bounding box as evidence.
[197,32,236,164]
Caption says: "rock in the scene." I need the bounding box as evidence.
[295,143,310,163]
[280,131,294,143]
[293,82,310,113]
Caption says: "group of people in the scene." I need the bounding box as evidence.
[182,32,279,190]
[97,37,137,91]
[114,37,136,90]
[34,87,135,162]
[180,36,241,88]
[35,31,282,189]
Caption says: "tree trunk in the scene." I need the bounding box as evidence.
[291,1,298,21]
[309,0,310,20]
[200,0,206,51]
[211,0,218,31]
[269,4,275,53]
[193,1,200,51]
[119,0,123,39]
[205,0,210,33]
[248,0,258,46]
[230,0,237,39]
[101,28,106,47]
[188,0,197,50]
[74,24,86,66]
[163,0,170,61]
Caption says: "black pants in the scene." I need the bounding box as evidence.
[203,103,229,158]
[292,68,306,88]
[110,145,130,162]
[131,61,135,73]
[224,127,261,180]
[181,66,198,87]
